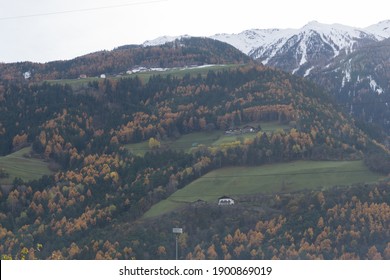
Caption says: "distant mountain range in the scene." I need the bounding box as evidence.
[213,20,390,74]
[146,20,390,75]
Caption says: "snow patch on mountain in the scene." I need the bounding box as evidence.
[304,66,314,77]
[341,59,352,87]
[368,75,384,95]
[298,34,308,66]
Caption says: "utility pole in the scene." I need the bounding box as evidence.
[172,228,183,260]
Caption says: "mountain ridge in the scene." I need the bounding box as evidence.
[145,20,390,74]
[0,37,251,81]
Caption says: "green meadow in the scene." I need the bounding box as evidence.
[125,121,289,155]
[0,147,52,184]
[125,130,222,155]
[48,64,240,88]
[143,160,382,218]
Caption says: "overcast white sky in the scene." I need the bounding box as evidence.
[1,0,389,63]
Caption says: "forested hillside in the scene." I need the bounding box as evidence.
[0,64,389,260]
[0,37,250,82]
[101,183,390,260]
[308,38,390,136]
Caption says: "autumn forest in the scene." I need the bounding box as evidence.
[0,38,389,260]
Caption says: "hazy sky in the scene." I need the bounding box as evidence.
[1,0,389,63]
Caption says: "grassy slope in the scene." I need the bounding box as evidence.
[0,147,52,184]
[125,131,222,156]
[125,121,288,155]
[48,64,240,88]
[143,160,383,218]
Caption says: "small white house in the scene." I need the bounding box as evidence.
[23,71,31,79]
[100,74,106,79]
[218,196,235,206]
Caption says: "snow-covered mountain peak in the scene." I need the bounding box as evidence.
[218,21,390,75]
[302,20,328,30]
[211,28,296,55]
[366,20,390,39]
[299,21,368,40]
[143,35,191,47]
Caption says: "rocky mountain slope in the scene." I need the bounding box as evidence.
[211,20,390,135]
[308,38,390,134]
[213,20,390,75]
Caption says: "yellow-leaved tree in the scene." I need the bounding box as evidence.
[148,137,161,149]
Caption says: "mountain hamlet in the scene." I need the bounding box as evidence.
[0,20,389,260]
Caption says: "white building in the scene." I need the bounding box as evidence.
[23,71,31,79]
[218,196,235,206]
